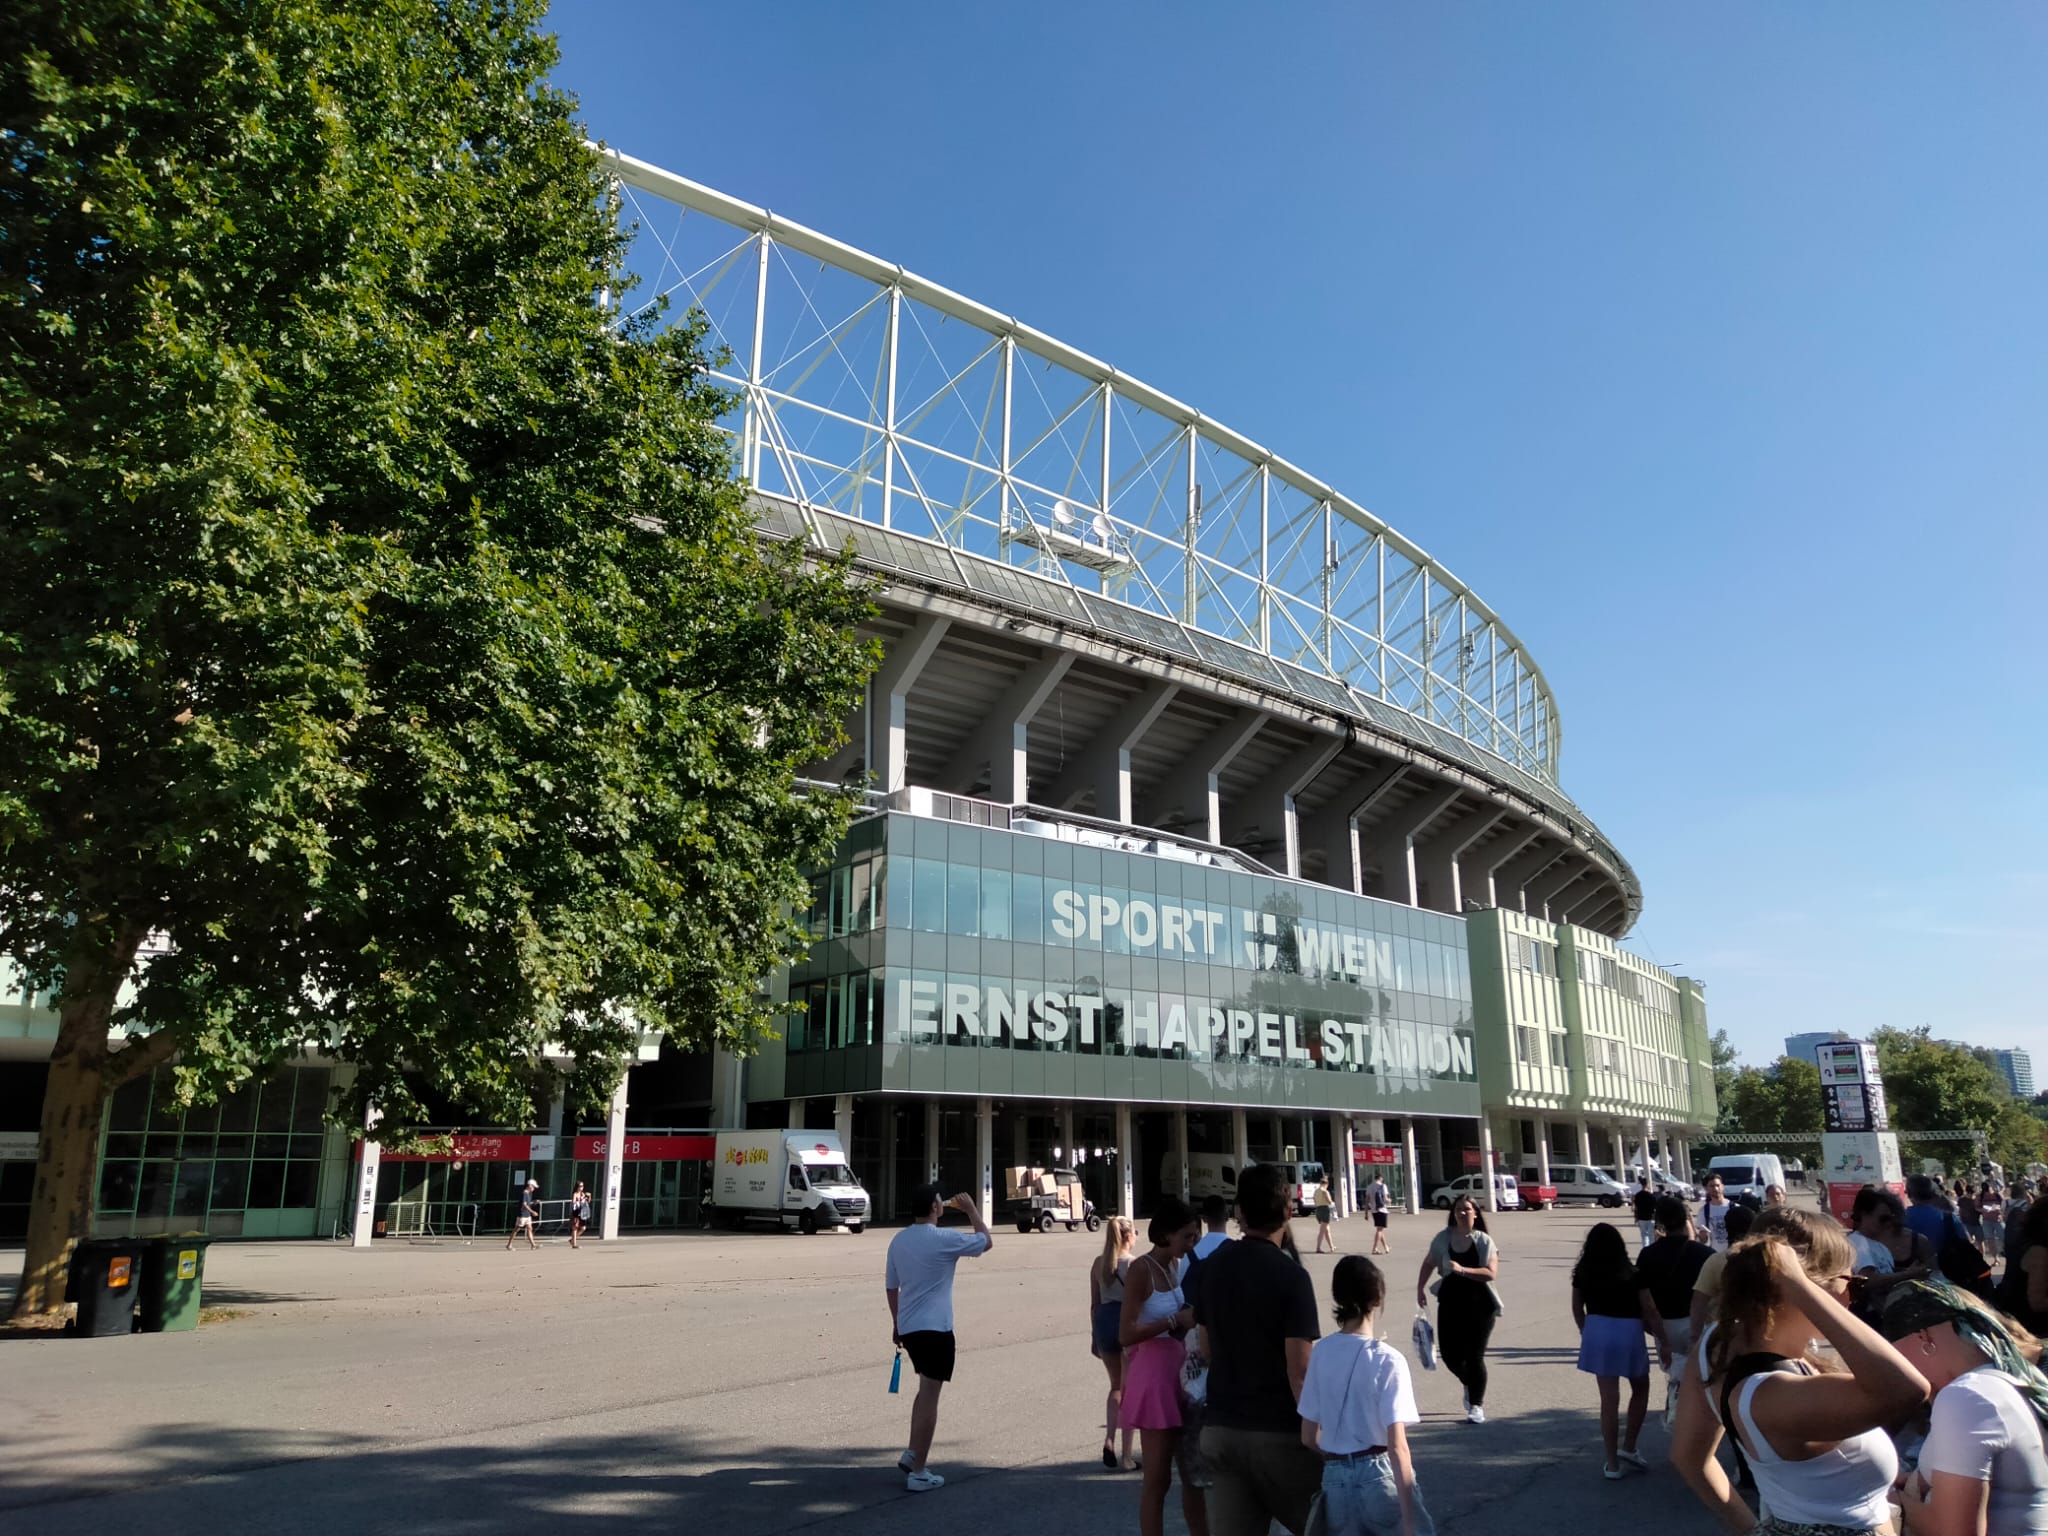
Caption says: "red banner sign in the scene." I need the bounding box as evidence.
[1461,1147,1482,1168]
[1352,1144,1400,1165]
[572,1134,715,1162]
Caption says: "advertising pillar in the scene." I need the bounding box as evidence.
[1818,1040,1903,1222]
[351,1105,382,1248]
[600,1074,628,1241]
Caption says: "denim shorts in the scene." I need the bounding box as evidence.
[1320,1451,1435,1536]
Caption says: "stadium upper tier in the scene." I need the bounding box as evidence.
[603,148,1641,935]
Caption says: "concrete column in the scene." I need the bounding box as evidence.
[1458,826,1544,913]
[1231,1108,1250,1180]
[1219,734,1344,877]
[1058,1104,1076,1168]
[942,650,1075,802]
[1271,1114,1287,1161]
[1116,1102,1136,1219]
[1492,840,1565,916]
[1012,1115,1030,1168]
[835,1093,854,1150]
[1137,708,1266,844]
[869,615,950,793]
[1298,762,1408,895]
[547,1082,568,1141]
[976,1097,994,1218]
[600,1073,628,1241]
[1402,1117,1422,1215]
[351,1105,382,1248]
[788,1096,805,1130]
[1331,1114,1356,1215]
[1577,1117,1593,1167]
[1359,785,1462,906]
[1411,807,1507,914]
[1170,1108,1190,1202]
[1612,1124,1628,1184]
[709,1044,746,1129]
[1536,1115,1552,1188]
[882,1103,899,1218]
[1043,681,1178,823]
[924,1100,941,1185]
[1479,1118,1499,1211]
[1644,1117,1656,1181]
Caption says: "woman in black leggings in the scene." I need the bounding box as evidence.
[1416,1195,1501,1424]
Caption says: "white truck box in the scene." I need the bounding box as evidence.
[711,1130,870,1234]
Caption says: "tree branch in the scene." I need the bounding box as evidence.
[104,1027,182,1088]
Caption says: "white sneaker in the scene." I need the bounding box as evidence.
[906,1469,945,1492]
[1466,1404,1486,1424]
[897,1451,915,1474]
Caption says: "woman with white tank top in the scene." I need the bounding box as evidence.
[1670,1207,1930,1535]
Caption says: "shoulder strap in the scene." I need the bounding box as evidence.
[1716,1351,1792,1437]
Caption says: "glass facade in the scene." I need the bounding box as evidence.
[771,814,1482,1117]
[96,1065,336,1238]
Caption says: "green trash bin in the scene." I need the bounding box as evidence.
[67,1238,146,1337]
[138,1234,212,1332]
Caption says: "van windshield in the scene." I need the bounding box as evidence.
[802,1162,857,1186]
[1299,1163,1326,1183]
[1712,1164,1761,1186]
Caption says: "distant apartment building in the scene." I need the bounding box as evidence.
[1995,1049,2034,1099]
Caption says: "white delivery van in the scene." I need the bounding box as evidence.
[1522,1162,1630,1208]
[709,1130,870,1234]
[1706,1154,1786,1207]
[1167,1152,1254,1206]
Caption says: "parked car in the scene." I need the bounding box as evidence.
[1517,1172,1559,1210]
[1523,1162,1630,1208]
[1432,1171,1522,1210]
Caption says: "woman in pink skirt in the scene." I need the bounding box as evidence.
[1119,1194,1205,1536]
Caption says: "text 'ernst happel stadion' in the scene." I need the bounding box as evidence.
[886,889,1477,1083]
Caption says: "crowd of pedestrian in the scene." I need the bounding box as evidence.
[881,1163,2048,1536]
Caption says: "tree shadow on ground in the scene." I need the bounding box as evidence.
[0,1399,1736,1536]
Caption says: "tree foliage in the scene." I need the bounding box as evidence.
[1872,1028,2045,1175]
[1717,1056,1823,1159]
[1,0,875,1312]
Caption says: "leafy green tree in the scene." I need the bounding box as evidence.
[1718,1056,1823,1162]
[1873,1027,2012,1174]
[2,0,875,1316]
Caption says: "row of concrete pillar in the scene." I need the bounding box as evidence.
[834,615,1624,931]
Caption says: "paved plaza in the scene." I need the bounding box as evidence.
[3,1208,1727,1536]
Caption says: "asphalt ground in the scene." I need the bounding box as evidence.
[1,1206,1733,1536]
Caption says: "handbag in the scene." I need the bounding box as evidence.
[1179,1340,1209,1407]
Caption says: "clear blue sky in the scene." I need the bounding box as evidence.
[543,4,2048,1072]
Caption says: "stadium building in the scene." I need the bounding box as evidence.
[0,151,1715,1244]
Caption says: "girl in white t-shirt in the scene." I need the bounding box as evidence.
[1298,1255,1433,1536]
[1880,1280,2048,1536]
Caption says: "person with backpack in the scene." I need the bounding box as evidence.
[1669,1210,1930,1534]
[1299,1256,1431,1536]
[1906,1174,1996,1299]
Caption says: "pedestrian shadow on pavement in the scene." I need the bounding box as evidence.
[0,1400,1737,1536]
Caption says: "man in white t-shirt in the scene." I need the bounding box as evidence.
[885,1182,992,1492]
[1700,1174,1732,1252]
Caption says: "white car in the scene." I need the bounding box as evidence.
[1432,1172,1523,1211]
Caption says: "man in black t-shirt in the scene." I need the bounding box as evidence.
[506,1178,540,1251]
[1193,1162,1321,1536]
[1633,1176,1659,1251]
[1634,1193,1709,1410]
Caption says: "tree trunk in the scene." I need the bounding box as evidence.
[11,926,149,1320]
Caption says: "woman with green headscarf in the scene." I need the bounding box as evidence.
[1880,1280,2048,1536]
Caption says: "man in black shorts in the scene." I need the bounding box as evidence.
[1368,1171,1391,1254]
[885,1183,993,1492]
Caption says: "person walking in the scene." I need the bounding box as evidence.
[1699,1173,1733,1252]
[1633,1177,1658,1252]
[568,1180,593,1249]
[1092,1215,1139,1471]
[1669,1208,1929,1535]
[1572,1221,1661,1479]
[1959,1183,1985,1250]
[1980,1182,2006,1265]
[1880,1279,2048,1536]
[1315,1181,1338,1254]
[885,1183,994,1493]
[506,1178,540,1250]
[1192,1162,1323,1536]
[1368,1173,1392,1256]
[1415,1196,1499,1425]
[1635,1194,1712,1417]
[1298,1256,1432,1536]
[1119,1196,1206,1536]
[1994,1199,2048,1336]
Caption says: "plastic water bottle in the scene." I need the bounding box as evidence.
[889,1351,902,1394]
